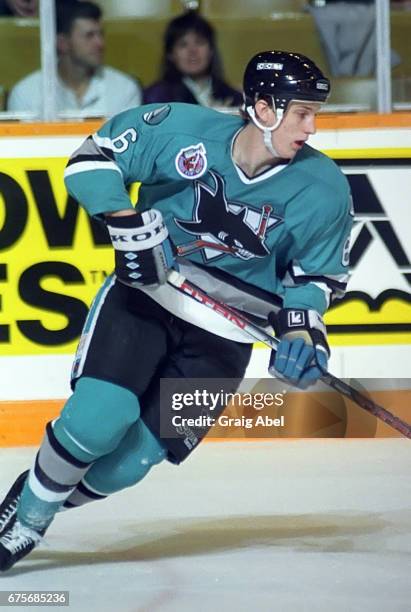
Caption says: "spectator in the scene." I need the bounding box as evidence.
[7,0,142,118]
[143,11,242,109]
[0,0,37,16]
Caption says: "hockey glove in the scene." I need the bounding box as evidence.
[268,308,330,388]
[106,209,175,287]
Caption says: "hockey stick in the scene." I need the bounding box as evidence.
[167,270,411,439]
[176,240,238,256]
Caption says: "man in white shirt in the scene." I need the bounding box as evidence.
[7,0,142,118]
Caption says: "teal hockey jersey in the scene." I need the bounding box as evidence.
[64,103,352,341]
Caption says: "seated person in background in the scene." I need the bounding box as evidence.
[143,10,242,109]
[0,0,37,16]
[7,0,142,118]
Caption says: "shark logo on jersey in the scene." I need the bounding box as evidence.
[175,143,207,179]
[175,171,282,261]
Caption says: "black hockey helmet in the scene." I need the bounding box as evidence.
[243,50,330,111]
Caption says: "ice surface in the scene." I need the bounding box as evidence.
[0,440,410,611]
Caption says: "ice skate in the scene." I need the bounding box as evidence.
[0,519,44,571]
[0,471,28,535]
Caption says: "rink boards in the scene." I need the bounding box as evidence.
[0,113,410,443]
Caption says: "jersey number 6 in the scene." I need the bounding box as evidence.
[112,128,138,153]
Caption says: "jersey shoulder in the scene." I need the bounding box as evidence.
[297,144,349,194]
[290,145,351,223]
[115,102,243,142]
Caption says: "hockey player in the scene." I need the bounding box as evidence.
[0,50,352,571]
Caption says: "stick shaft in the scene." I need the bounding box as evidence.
[167,270,411,439]
[176,240,236,256]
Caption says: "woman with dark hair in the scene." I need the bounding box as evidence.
[143,11,242,109]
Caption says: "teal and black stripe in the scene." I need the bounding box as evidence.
[71,275,116,381]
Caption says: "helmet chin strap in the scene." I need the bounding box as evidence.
[246,102,284,158]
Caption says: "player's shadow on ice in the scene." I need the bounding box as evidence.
[7,510,409,576]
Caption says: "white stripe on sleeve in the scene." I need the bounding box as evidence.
[92,134,117,151]
[64,160,123,178]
